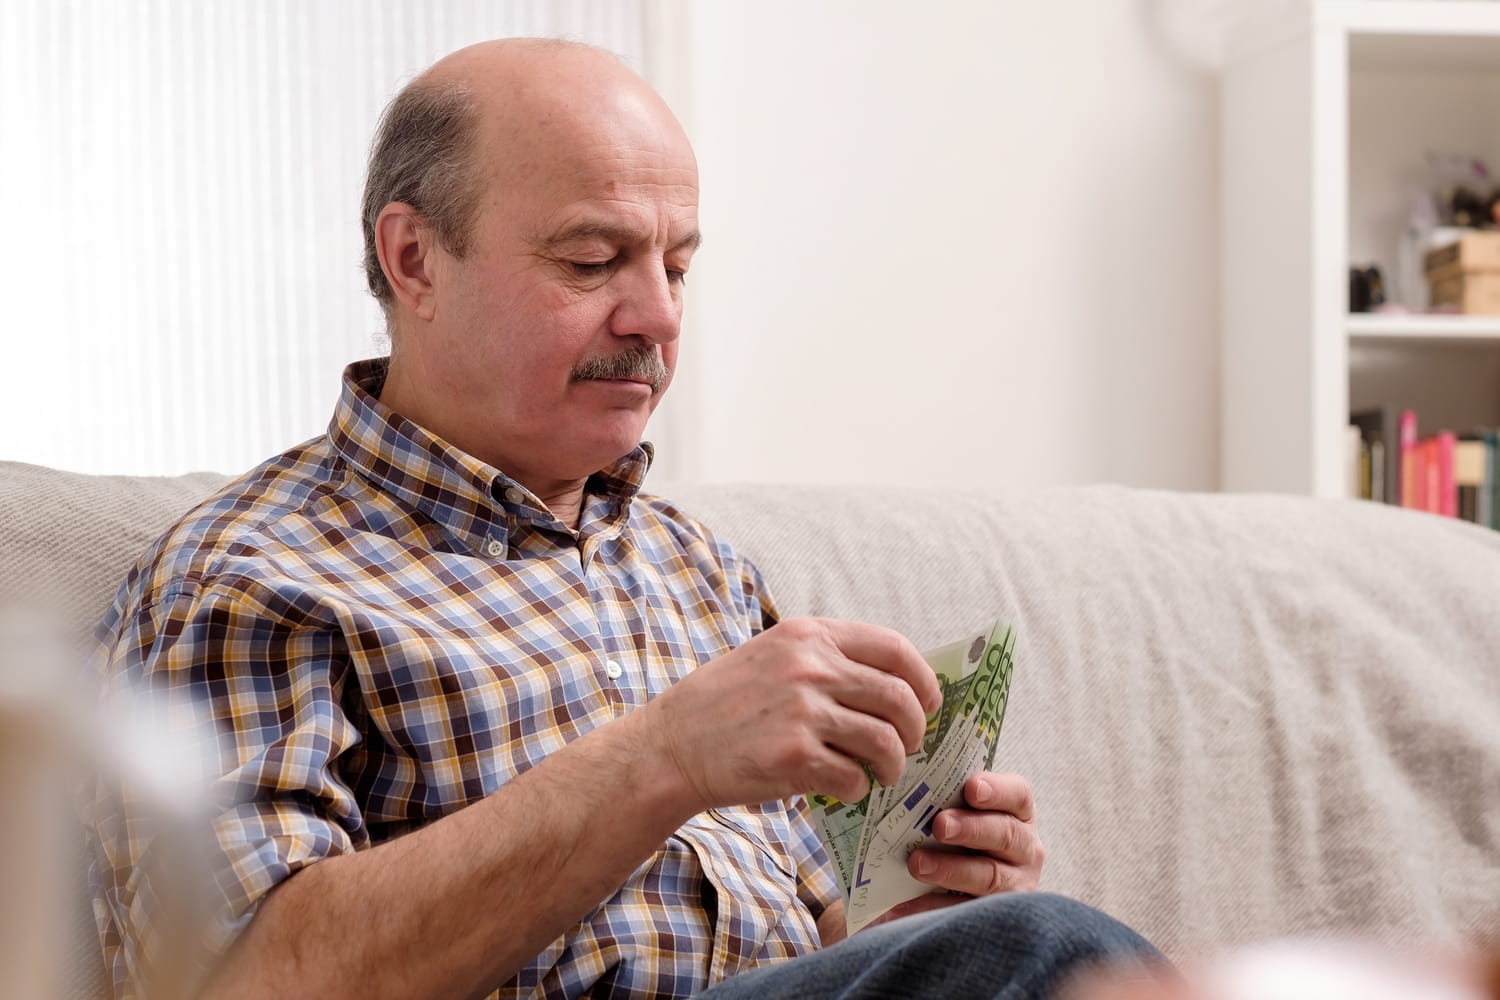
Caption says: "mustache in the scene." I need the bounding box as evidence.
[571,347,670,393]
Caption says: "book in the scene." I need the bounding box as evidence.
[1484,429,1500,529]
[1370,439,1386,504]
[1456,435,1487,524]
[1436,431,1457,518]
[1399,409,1419,509]
[1349,407,1404,504]
[1419,439,1435,513]
[1346,424,1364,500]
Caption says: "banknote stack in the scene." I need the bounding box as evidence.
[809,617,1016,934]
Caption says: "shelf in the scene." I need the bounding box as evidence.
[1346,313,1500,343]
[1326,0,1500,40]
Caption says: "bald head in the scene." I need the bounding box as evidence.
[360,38,693,316]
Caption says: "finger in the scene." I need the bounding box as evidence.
[806,749,874,804]
[931,809,1043,869]
[907,846,1037,895]
[827,660,929,754]
[817,619,942,714]
[865,891,960,928]
[965,772,1036,822]
[821,706,910,788]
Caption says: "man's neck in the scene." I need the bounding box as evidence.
[531,480,588,532]
[378,357,592,531]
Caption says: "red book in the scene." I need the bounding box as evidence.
[1436,430,1458,517]
[1398,410,1419,508]
[1427,440,1440,513]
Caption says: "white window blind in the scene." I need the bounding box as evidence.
[2,0,652,476]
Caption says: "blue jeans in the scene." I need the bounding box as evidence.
[699,893,1164,999]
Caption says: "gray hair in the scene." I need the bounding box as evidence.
[360,81,482,313]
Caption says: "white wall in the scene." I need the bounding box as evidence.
[656,2,1222,491]
[5,1,1221,491]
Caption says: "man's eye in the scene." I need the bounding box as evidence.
[666,269,687,286]
[570,261,613,277]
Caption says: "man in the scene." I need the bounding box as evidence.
[91,38,1158,999]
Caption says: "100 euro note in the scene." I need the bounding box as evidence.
[807,618,1017,934]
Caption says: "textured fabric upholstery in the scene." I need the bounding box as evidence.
[3,462,1498,997]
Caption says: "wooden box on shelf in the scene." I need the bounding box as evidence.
[1428,266,1500,314]
[1425,231,1500,315]
[1423,231,1500,274]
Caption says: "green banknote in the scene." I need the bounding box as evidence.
[807,618,1016,932]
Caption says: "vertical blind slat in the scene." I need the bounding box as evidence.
[3,0,650,476]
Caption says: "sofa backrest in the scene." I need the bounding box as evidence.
[659,481,1500,954]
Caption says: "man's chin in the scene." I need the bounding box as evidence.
[565,430,651,477]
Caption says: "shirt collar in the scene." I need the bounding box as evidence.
[328,358,654,549]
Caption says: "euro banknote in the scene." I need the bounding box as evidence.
[808,618,1016,934]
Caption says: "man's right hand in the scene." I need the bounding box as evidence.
[638,617,942,812]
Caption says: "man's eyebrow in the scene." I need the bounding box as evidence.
[542,222,703,253]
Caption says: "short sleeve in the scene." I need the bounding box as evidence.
[90,575,366,993]
[735,554,781,636]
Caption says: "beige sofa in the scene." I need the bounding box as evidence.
[3,460,1499,997]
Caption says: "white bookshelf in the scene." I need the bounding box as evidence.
[1346,314,1500,342]
[1222,0,1500,497]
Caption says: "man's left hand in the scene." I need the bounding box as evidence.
[881,771,1044,922]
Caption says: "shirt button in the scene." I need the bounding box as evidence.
[605,659,623,680]
[485,539,505,557]
[504,487,526,505]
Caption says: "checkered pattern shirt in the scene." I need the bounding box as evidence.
[90,358,841,999]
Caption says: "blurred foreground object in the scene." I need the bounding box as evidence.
[0,611,73,998]
[0,605,223,1000]
[1195,938,1495,1000]
[1064,938,1499,1000]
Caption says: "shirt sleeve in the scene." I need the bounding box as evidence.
[91,573,366,988]
[735,552,781,635]
[787,795,843,923]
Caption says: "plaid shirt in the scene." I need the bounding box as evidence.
[91,359,840,999]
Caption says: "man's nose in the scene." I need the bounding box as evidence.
[609,262,682,344]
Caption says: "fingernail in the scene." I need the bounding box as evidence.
[935,814,959,841]
[973,777,993,805]
[913,853,936,877]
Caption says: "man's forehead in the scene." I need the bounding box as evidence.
[542,219,703,253]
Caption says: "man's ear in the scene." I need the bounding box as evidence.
[376,203,439,321]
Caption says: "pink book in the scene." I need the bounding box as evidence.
[1425,440,1440,514]
[1415,439,1431,512]
[1436,431,1458,518]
